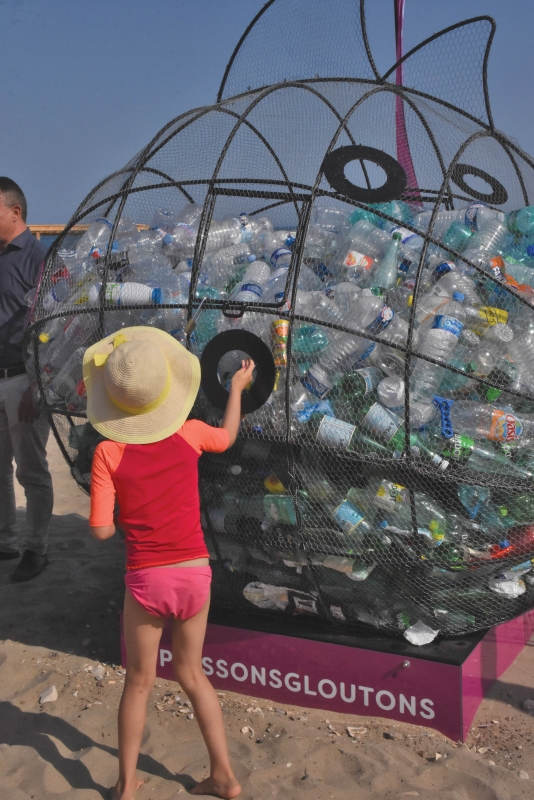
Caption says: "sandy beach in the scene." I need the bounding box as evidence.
[1,436,534,799]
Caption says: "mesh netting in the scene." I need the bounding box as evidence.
[29,1,534,641]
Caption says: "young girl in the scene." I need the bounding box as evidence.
[83,326,253,800]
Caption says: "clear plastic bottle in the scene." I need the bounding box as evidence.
[38,316,68,345]
[42,316,95,376]
[341,219,391,260]
[253,229,294,263]
[411,293,466,403]
[434,397,534,444]
[295,290,345,328]
[462,219,508,266]
[311,204,350,235]
[88,282,163,307]
[413,271,480,325]
[414,203,504,236]
[377,375,405,411]
[507,334,534,389]
[75,218,113,258]
[151,206,180,230]
[202,245,255,289]
[230,261,271,302]
[46,346,85,403]
[164,222,198,261]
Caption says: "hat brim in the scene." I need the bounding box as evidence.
[83,327,200,444]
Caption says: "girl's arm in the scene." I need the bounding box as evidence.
[221,359,255,446]
[91,524,116,540]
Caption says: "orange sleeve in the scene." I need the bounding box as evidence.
[178,419,230,455]
[89,441,126,527]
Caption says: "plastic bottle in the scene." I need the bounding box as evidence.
[311,204,351,235]
[151,207,179,230]
[38,316,69,345]
[205,216,247,252]
[46,346,85,403]
[42,316,95,376]
[75,218,113,258]
[506,335,534,390]
[414,203,504,236]
[164,221,198,261]
[176,203,203,228]
[433,396,534,444]
[505,205,534,237]
[308,405,448,470]
[230,261,271,302]
[439,222,475,253]
[342,219,391,261]
[371,233,401,297]
[65,378,87,413]
[326,488,378,542]
[365,200,414,230]
[417,269,480,313]
[377,375,405,411]
[297,297,394,401]
[427,431,534,481]
[125,228,170,263]
[88,282,163,306]
[505,493,534,525]
[462,219,508,264]
[202,245,255,289]
[411,293,466,399]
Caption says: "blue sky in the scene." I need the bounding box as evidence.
[1,0,533,223]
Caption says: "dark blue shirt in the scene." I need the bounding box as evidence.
[0,229,47,368]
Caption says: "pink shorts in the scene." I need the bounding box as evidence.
[125,566,212,620]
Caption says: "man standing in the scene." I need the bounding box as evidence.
[0,177,53,581]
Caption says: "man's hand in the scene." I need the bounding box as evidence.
[18,386,39,424]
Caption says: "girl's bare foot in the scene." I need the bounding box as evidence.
[110,779,144,800]
[191,775,241,799]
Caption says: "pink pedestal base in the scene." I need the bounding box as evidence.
[121,610,534,742]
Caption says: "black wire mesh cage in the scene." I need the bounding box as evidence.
[30,0,534,642]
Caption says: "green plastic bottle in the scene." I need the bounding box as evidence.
[309,407,448,471]
[371,232,401,297]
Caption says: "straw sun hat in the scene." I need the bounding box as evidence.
[83,327,201,444]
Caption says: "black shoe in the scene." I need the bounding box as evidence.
[10,550,48,582]
[0,550,19,561]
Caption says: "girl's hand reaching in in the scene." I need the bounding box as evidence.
[230,359,255,393]
[223,359,255,445]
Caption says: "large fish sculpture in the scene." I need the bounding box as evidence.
[31,0,534,640]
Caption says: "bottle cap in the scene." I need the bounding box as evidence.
[485,387,503,402]
[39,332,50,343]
[452,292,465,301]
[392,232,402,240]
[434,261,454,278]
[285,235,296,247]
[377,519,389,529]
[498,506,508,517]
[247,254,257,262]
[527,244,534,258]
[408,295,414,306]
[499,539,511,549]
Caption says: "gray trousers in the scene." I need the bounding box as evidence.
[0,373,53,555]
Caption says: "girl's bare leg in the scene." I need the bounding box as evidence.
[171,596,241,799]
[113,588,165,800]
